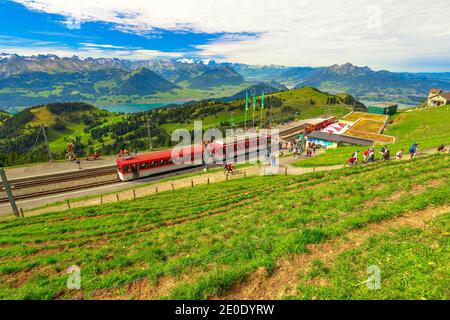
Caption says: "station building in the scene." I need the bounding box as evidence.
[367,102,398,115]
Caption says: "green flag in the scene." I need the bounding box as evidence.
[261,90,265,109]
[245,91,248,111]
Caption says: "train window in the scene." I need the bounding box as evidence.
[140,162,149,169]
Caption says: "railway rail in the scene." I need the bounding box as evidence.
[1,178,120,202]
[0,164,208,204]
[1,165,117,190]
[0,125,300,204]
[0,165,118,203]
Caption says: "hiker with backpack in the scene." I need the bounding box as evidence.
[437,144,446,152]
[348,150,359,166]
[380,146,387,160]
[367,147,375,163]
[383,148,391,161]
[409,143,419,158]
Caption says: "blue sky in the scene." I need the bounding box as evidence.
[0,0,226,59]
[1,0,450,71]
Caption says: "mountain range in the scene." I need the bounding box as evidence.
[1,53,450,112]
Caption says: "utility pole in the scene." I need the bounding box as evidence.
[0,169,19,218]
[40,125,52,162]
[146,114,152,150]
[230,111,234,129]
[269,103,273,128]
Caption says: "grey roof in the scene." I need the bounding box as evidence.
[306,131,374,146]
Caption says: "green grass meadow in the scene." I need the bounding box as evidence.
[292,212,449,300]
[0,153,448,299]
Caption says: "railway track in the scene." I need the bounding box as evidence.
[1,126,301,204]
[1,178,120,202]
[0,164,209,204]
[1,166,117,190]
[0,165,119,203]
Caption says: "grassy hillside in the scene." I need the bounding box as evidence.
[294,105,450,167]
[0,153,448,299]
[293,212,449,299]
[0,110,10,123]
[1,86,355,167]
[0,102,129,166]
[161,87,354,133]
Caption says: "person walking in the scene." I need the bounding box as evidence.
[437,144,446,152]
[383,148,390,161]
[363,149,369,163]
[409,142,418,158]
[379,146,386,160]
[368,148,375,163]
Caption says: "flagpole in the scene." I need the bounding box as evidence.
[252,90,256,129]
[245,109,247,131]
[260,90,264,129]
[252,106,255,129]
[244,90,248,131]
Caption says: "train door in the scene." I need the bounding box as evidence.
[132,164,139,179]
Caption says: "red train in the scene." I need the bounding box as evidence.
[304,117,336,133]
[116,134,272,181]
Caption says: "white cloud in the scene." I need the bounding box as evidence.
[10,0,450,70]
[0,35,183,60]
[78,42,128,49]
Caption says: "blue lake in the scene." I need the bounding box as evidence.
[360,100,416,110]
[98,102,183,113]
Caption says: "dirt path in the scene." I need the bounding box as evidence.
[214,204,450,300]
[7,145,448,218]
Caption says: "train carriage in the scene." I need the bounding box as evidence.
[116,134,273,181]
[117,146,204,181]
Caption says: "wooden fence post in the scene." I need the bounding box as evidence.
[191,180,194,187]
[171,183,174,191]
[20,208,24,218]
[226,173,229,181]
[66,200,71,209]
[100,194,103,205]
[0,168,19,218]
[116,194,119,202]
[155,187,158,193]
[207,177,210,184]
[285,167,288,175]
[133,189,136,200]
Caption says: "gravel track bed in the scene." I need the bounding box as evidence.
[0,173,119,198]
